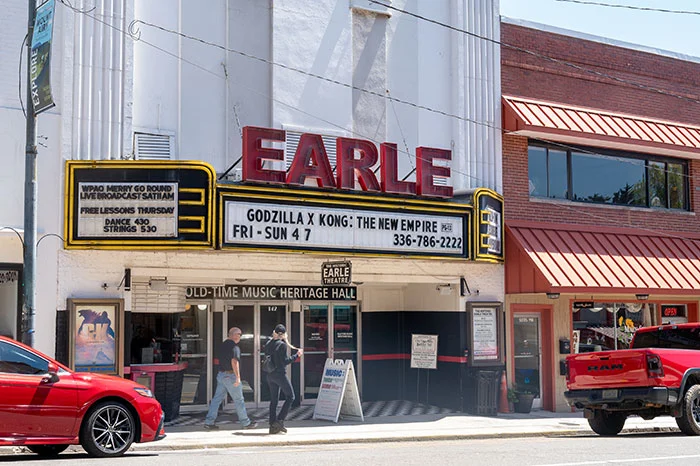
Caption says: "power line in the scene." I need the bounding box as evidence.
[123,12,700,183]
[58,2,498,188]
[370,0,700,106]
[59,2,700,199]
[553,0,700,16]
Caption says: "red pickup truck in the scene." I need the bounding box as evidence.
[565,323,700,436]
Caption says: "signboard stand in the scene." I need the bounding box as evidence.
[312,359,364,423]
[410,334,438,369]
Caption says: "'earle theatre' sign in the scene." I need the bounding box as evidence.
[65,161,215,249]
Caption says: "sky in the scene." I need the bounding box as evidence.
[499,0,700,59]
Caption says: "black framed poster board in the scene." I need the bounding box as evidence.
[466,302,504,366]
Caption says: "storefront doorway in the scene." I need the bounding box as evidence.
[177,303,212,411]
[513,314,542,410]
[223,303,288,407]
[301,303,359,402]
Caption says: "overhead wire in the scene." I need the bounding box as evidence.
[58,1,700,208]
[53,0,700,281]
[553,0,700,16]
[121,10,700,185]
[370,0,700,106]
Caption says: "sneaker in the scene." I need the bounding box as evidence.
[203,424,219,431]
[243,421,258,430]
[278,421,287,433]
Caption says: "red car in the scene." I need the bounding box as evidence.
[0,336,165,457]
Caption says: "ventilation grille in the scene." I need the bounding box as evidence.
[131,281,186,314]
[285,131,338,170]
[134,132,173,160]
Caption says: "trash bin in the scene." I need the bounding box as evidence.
[462,367,503,416]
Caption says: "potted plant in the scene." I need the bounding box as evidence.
[512,387,536,414]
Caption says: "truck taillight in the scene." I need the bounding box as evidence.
[646,353,664,378]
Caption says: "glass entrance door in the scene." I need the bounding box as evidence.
[225,303,287,407]
[513,315,542,409]
[302,303,358,402]
[177,303,210,410]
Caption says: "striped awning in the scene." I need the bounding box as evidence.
[507,223,700,294]
[503,96,700,158]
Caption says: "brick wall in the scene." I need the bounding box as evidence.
[502,22,700,233]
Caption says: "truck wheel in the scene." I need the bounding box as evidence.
[588,410,626,436]
[676,384,700,435]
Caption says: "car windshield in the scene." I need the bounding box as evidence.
[632,328,700,350]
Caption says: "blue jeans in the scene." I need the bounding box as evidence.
[205,371,251,426]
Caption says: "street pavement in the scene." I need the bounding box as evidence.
[0,407,681,456]
[131,409,680,451]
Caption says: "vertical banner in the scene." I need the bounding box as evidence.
[30,0,56,115]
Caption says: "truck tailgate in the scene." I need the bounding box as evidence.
[567,350,651,389]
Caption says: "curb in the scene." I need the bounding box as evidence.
[0,426,681,456]
[127,426,681,452]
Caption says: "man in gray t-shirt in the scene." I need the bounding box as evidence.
[204,327,258,430]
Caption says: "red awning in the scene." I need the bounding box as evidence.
[506,222,700,294]
[502,96,700,158]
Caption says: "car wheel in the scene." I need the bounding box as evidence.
[80,401,136,457]
[676,384,700,435]
[27,445,69,457]
[587,409,626,436]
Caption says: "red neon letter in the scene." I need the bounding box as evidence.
[336,137,380,191]
[242,126,286,183]
[380,143,416,195]
[416,147,453,198]
[286,133,335,187]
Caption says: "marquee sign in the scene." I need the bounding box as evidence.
[219,186,470,259]
[65,161,215,249]
[472,189,504,262]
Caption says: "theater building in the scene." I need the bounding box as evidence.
[502,19,700,411]
[19,0,507,417]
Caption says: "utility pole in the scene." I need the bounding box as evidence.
[22,0,37,347]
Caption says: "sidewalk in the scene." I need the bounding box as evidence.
[131,409,680,452]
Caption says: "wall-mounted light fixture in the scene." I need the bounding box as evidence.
[234,278,248,283]
[148,277,168,291]
[546,292,560,299]
[196,304,208,311]
[635,293,649,301]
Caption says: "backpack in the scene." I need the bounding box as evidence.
[261,354,276,373]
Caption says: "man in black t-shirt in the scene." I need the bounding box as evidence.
[204,327,257,430]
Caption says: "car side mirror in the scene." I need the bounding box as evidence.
[42,362,60,384]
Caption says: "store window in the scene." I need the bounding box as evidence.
[528,143,689,210]
[572,302,656,352]
[130,305,207,365]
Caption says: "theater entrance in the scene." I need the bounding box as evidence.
[301,303,359,402]
[220,303,289,407]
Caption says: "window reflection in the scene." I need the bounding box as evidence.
[528,143,687,211]
[572,153,646,206]
[668,163,685,209]
[572,302,656,352]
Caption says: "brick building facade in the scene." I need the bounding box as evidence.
[501,19,700,412]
